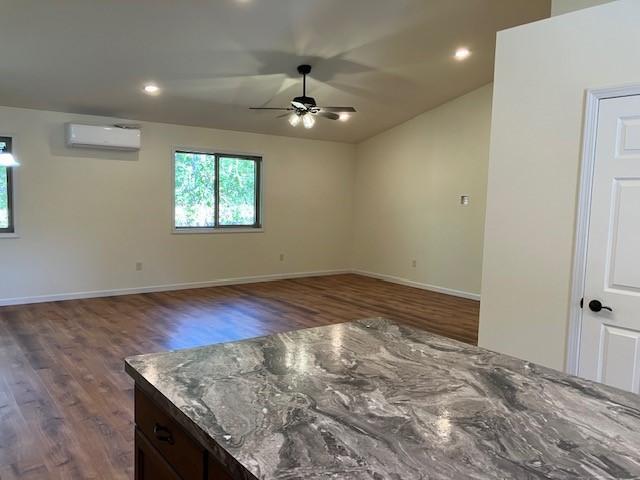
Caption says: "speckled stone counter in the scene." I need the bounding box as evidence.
[125,318,640,480]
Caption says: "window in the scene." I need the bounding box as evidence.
[0,137,14,234]
[173,150,261,231]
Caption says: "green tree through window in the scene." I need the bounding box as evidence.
[174,152,216,228]
[173,150,260,230]
[0,137,14,233]
[0,166,8,229]
[219,156,257,226]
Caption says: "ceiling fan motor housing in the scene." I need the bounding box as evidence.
[293,95,317,108]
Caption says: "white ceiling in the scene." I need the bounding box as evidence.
[0,0,549,143]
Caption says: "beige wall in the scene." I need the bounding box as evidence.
[551,0,614,15]
[479,0,640,370]
[0,106,355,304]
[352,85,492,298]
[1,85,492,305]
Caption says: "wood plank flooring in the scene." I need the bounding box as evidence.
[0,274,479,479]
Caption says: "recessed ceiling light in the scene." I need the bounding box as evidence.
[454,47,471,61]
[339,113,351,122]
[143,83,160,95]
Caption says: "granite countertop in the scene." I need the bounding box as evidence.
[125,318,640,480]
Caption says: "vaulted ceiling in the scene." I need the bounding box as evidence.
[0,0,549,143]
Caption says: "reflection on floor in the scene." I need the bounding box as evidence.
[0,274,479,479]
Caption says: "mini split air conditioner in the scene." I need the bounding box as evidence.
[65,123,141,151]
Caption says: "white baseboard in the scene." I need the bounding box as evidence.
[352,269,481,301]
[0,268,480,307]
[0,269,350,307]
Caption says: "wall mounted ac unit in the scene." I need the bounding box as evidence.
[65,123,141,151]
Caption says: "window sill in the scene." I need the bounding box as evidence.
[172,228,264,235]
[0,232,19,239]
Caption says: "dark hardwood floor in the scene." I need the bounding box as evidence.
[0,274,479,479]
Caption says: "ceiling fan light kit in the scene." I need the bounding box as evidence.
[302,114,315,129]
[288,113,301,127]
[250,64,356,129]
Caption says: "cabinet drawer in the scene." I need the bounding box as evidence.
[135,428,181,480]
[135,387,205,480]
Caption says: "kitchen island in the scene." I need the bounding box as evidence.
[125,318,640,479]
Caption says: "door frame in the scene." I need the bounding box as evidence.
[567,83,640,376]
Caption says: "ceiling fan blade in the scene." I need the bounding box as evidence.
[319,111,340,120]
[249,107,293,111]
[276,113,292,118]
[318,107,357,113]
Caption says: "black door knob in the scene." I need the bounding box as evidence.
[589,300,613,313]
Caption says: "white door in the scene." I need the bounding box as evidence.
[578,94,640,393]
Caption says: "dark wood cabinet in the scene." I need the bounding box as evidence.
[134,386,235,480]
[135,429,181,480]
[208,454,234,480]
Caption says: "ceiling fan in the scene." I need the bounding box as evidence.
[249,64,356,129]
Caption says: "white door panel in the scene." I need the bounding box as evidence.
[578,95,640,394]
[598,324,640,393]
[617,116,640,157]
[607,179,640,293]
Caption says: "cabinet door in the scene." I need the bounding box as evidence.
[208,454,234,480]
[135,387,205,479]
[135,429,182,480]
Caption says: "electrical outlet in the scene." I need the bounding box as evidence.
[411,260,417,268]
[460,195,470,206]
[135,262,143,271]
[279,254,285,262]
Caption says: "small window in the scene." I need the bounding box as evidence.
[0,136,15,234]
[173,150,261,231]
